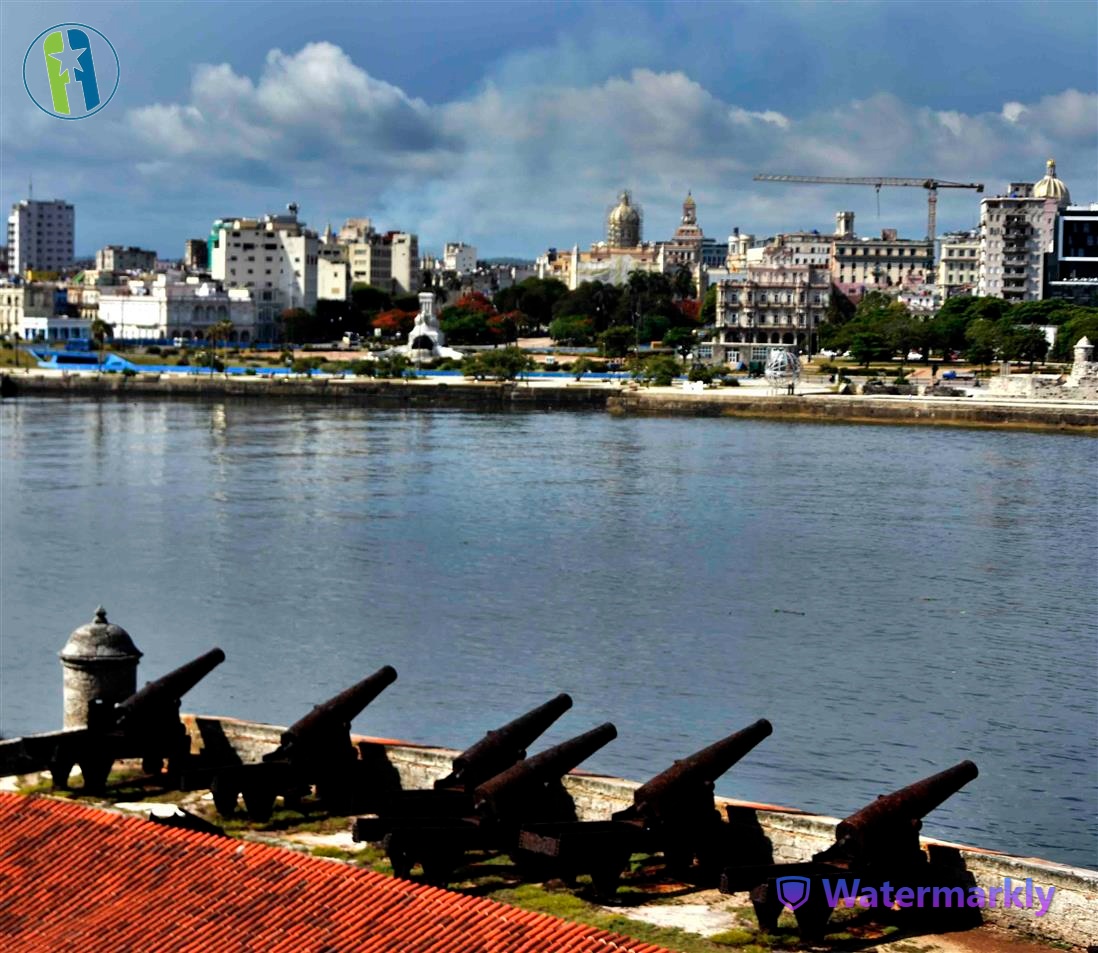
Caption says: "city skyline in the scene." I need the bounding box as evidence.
[2,0,1096,258]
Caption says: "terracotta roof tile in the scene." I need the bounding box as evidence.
[0,794,673,953]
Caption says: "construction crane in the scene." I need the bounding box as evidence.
[753,174,984,242]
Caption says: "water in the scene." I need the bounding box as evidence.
[1,397,1095,869]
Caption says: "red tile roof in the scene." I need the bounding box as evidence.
[0,794,671,953]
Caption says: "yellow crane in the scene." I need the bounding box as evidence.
[753,174,984,242]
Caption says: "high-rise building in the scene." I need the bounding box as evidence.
[7,199,75,275]
[937,232,980,300]
[1047,203,1098,305]
[977,159,1068,302]
[209,203,317,340]
[184,239,209,271]
[335,219,419,295]
[443,242,477,274]
[95,246,157,273]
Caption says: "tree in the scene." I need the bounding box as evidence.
[597,325,635,358]
[373,309,417,338]
[89,318,113,370]
[571,356,595,380]
[548,315,595,346]
[663,326,697,368]
[1011,326,1050,371]
[374,353,410,379]
[495,277,568,334]
[964,318,998,368]
[850,331,889,367]
[636,354,681,386]
[699,285,717,326]
[208,320,235,375]
[462,346,533,381]
[280,308,315,344]
[1052,312,1098,360]
[671,266,696,300]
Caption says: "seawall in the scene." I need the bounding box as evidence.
[185,714,1098,950]
[5,370,1098,431]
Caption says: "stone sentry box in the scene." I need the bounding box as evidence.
[183,714,1097,951]
[59,607,143,729]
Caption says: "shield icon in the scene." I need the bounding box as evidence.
[775,875,812,912]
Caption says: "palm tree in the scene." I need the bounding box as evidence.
[209,320,235,374]
[89,318,113,371]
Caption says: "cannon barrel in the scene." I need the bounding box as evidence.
[443,693,573,791]
[113,648,226,728]
[629,719,772,818]
[474,722,617,816]
[277,665,398,750]
[836,760,978,840]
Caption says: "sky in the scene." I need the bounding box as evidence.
[2,0,1096,259]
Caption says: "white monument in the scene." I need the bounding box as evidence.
[391,292,463,362]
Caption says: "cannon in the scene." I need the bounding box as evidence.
[48,647,226,793]
[721,760,979,939]
[211,665,397,821]
[515,718,773,893]
[359,722,617,882]
[353,693,573,839]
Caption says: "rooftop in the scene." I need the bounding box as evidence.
[0,793,671,953]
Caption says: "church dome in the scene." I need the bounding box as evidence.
[607,191,642,248]
[1033,159,1070,207]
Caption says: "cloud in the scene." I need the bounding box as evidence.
[4,42,1095,256]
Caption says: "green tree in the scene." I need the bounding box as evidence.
[597,325,635,358]
[548,315,595,346]
[637,354,681,386]
[571,356,595,380]
[374,353,411,379]
[663,326,697,368]
[964,318,999,368]
[208,320,235,375]
[850,331,889,367]
[699,285,717,326]
[280,307,315,344]
[462,346,533,381]
[89,317,113,370]
[1011,325,1050,371]
[1052,313,1098,360]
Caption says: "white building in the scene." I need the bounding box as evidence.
[97,276,256,342]
[7,199,75,275]
[209,204,318,339]
[443,242,477,274]
[937,232,980,300]
[830,220,934,288]
[977,160,1068,302]
[335,218,419,294]
[702,262,830,365]
[96,246,157,273]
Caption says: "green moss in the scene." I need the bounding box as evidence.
[710,928,754,945]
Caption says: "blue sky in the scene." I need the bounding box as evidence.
[2,0,1096,258]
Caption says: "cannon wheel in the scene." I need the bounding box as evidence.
[142,755,165,776]
[793,887,834,941]
[750,882,783,932]
[211,775,239,816]
[242,782,276,822]
[590,860,625,898]
[79,755,113,795]
[48,753,75,790]
[383,832,416,880]
[420,847,460,885]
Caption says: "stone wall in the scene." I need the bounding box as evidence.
[183,715,1097,950]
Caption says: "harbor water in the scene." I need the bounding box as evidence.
[1,397,1095,868]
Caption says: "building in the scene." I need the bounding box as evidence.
[0,284,54,338]
[702,262,830,365]
[183,238,209,271]
[318,256,349,301]
[95,246,157,273]
[1046,203,1098,305]
[607,190,642,247]
[830,215,934,289]
[335,218,420,295]
[937,231,980,300]
[0,794,670,953]
[209,204,317,339]
[7,199,75,275]
[443,242,477,274]
[976,159,1067,302]
[97,276,256,342]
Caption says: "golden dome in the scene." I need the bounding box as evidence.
[1033,158,1070,207]
[607,191,641,247]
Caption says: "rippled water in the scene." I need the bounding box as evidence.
[1,397,1095,868]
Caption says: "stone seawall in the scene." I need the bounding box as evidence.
[184,714,1098,950]
[607,389,1098,432]
[5,370,1097,431]
[0,371,611,410]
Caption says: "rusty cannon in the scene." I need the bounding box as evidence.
[47,647,227,793]
[211,665,397,821]
[353,693,573,840]
[515,718,773,894]
[721,760,979,939]
[358,722,617,882]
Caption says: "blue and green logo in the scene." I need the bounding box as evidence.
[23,23,119,120]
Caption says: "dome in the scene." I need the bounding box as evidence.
[59,607,143,662]
[1033,158,1070,207]
[607,191,641,248]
